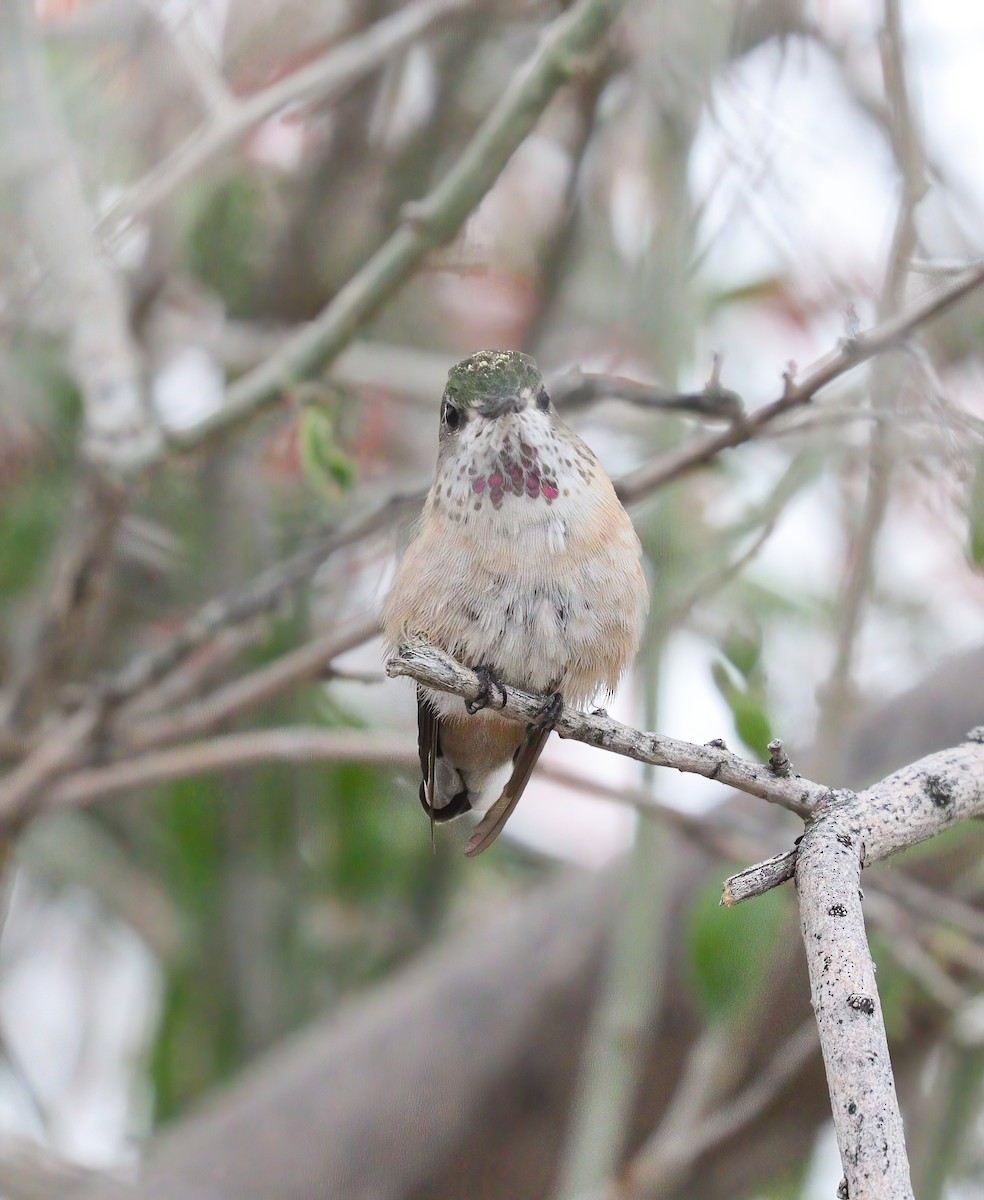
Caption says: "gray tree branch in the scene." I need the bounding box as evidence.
[0,0,161,472]
[176,0,629,451]
[389,642,984,1199]
[99,0,475,229]
[386,640,831,816]
[797,811,911,1199]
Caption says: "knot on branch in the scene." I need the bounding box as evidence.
[767,738,793,777]
[846,993,875,1016]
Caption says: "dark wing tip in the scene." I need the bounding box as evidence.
[419,782,472,822]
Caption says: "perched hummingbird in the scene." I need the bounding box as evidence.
[385,350,648,856]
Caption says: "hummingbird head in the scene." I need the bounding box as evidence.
[431,350,597,520]
[443,349,546,421]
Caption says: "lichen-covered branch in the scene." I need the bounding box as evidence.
[385,641,830,815]
[723,740,984,905]
[389,641,984,1200]
[796,803,912,1199]
[726,742,984,1199]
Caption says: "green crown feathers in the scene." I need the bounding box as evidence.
[444,350,543,408]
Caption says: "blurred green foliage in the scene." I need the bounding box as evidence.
[0,340,79,601]
[711,630,774,760]
[299,404,358,499]
[186,178,270,318]
[686,876,786,1021]
[969,450,984,568]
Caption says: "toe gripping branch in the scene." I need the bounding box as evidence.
[465,665,508,715]
[529,691,563,733]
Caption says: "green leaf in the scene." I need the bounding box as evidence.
[867,932,917,1039]
[299,406,357,499]
[687,877,786,1020]
[186,177,266,317]
[710,657,773,760]
[710,658,739,696]
[722,627,762,679]
[731,692,773,758]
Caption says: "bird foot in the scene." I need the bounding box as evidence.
[465,665,507,715]
[529,691,563,734]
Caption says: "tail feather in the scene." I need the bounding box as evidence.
[417,688,473,821]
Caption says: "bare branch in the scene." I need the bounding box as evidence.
[540,765,770,866]
[615,260,984,503]
[910,257,984,277]
[721,849,798,907]
[816,0,926,765]
[100,0,473,229]
[796,802,913,1198]
[872,868,984,942]
[618,1022,818,1199]
[0,707,99,824]
[3,481,129,730]
[98,491,421,709]
[863,891,970,1012]
[118,615,381,753]
[177,0,630,451]
[723,744,984,905]
[386,641,829,816]
[554,369,744,423]
[46,727,415,812]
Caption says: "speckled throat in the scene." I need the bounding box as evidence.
[431,410,598,526]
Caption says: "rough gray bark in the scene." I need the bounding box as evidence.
[798,811,912,1199]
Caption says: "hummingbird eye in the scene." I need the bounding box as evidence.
[536,387,550,412]
[442,401,461,432]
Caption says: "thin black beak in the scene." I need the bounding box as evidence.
[477,394,526,419]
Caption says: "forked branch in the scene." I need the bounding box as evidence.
[388,640,984,1200]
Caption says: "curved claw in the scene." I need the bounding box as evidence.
[529,690,563,733]
[465,665,507,715]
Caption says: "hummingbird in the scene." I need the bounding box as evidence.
[384,350,648,856]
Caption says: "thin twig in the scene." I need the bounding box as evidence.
[119,615,381,752]
[148,2,236,119]
[815,0,925,766]
[46,726,416,811]
[864,891,970,1012]
[555,369,744,423]
[98,491,421,708]
[910,257,984,277]
[175,0,630,451]
[3,481,128,730]
[99,0,473,229]
[871,868,984,943]
[386,641,830,815]
[0,707,100,825]
[721,848,798,906]
[539,766,769,865]
[617,1022,818,1199]
[614,260,984,503]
